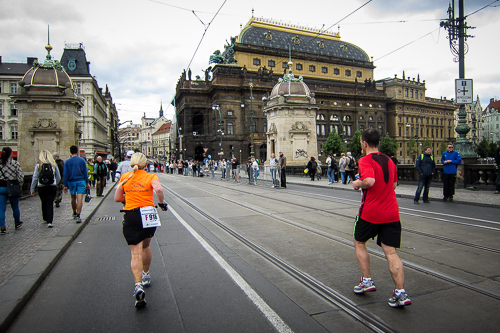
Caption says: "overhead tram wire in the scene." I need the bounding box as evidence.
[146,0,227,121]
[374,27,441,62]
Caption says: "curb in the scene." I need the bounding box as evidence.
[0,183,116,333]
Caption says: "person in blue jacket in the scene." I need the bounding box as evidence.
[441,143,462,202]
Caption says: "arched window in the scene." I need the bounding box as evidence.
[330,114,340,121]
[343,115,351,121]
[316,114,325,120]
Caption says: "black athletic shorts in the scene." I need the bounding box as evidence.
[122,209,157,245]
[353,216,401,248]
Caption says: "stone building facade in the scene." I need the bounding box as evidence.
[0,43,118,164]
[10,44,83,172]
[483,98,500,144]
[172,17,458,164]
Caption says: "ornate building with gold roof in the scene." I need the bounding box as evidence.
[173,16,456,164]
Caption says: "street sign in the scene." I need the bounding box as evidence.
[455,79,473,104]
[203,148,208,153]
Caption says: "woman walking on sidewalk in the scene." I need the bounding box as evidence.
[30,150,61,228]
[114,153,168,308]
[0,147,24,234]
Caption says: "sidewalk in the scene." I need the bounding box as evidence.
[0,182,116,333]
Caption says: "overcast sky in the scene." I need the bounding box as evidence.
[1,0,498,125]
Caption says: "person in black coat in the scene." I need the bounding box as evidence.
[306,156,317,181]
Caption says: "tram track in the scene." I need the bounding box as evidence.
[198,180,500,253]
[164,179,500,302]
[162,184,401,333]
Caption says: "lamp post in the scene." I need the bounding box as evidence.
[212,105,224,158]
[249,79,255,158]
[405,123,411,163]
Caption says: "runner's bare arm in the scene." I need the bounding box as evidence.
[151,179,165,203]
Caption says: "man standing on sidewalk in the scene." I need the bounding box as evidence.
[351,129,411,308]
[441,143,462,202]
[279,150,287,189]
[232,157,240,182]
[63,146,90,223]
[413,146,436,204]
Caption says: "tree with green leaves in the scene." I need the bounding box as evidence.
[407,136,417,162]
[322,129,345,156]
[438,141,448,159]
[348,130,362,158]
[476,138,490,158]
[488,141,499,157]
[379,133,398,156]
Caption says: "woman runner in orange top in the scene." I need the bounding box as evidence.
[114,152,168,308]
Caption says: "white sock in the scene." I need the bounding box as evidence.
[142,270,149,276]
[395,288,405,295]
[362,277,372,283]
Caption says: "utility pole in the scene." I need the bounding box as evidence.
[249,79,255,158]
[440,0,477,158]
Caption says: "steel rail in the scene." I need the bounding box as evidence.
[163,184,401,333]
[169,180,500,301]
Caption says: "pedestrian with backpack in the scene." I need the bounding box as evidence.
[345,152,356,184]
[414,147,436,204]
[0,147,24,234]
[94,156,107,197]
[30,150,61,228]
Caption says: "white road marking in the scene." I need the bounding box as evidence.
[169,206,294,333]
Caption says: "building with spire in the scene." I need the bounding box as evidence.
[173,16,458,163]
[139,104,169,157]
[0,39,118,163]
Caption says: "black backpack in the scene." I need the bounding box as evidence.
[39,163,54,185]
[347,157,355,169]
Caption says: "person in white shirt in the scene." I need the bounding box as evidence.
[269,153,278,187]
[115,150,134,179]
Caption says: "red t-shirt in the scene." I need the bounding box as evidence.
[357,152,399,224]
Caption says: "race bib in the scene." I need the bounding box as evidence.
[140,206,161,228]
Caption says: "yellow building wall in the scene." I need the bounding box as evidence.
[235,51,373,83]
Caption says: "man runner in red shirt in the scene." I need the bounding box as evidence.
[351,129,411,308]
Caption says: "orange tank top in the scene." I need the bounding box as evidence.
[120,170,159,210]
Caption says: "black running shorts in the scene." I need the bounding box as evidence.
[122,209,157,245]
[353,216,401,248]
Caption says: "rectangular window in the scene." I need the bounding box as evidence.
[268,60,275,68]
[322,67,328,74]
[399,127,401,136]
[405,88,408,97]
[76,83,82,94]
[333,68,340,75]
[345,69,351,76]
[227,111,233,116]
[253,58,261,66]
[356,71,362,77]
[0,104,2,116]
[282,62,288,68]
[11,125,18,139]
[250,121,256,133]
[0,127,2,139]
[410,89,413,98]
[309,65,315,72]
[10,104,17,116]
[321,124,325,136]
[10,83,17,94]
[360,125,364,130]
[263,122,267,132]
[296,63,303,71]
[227,122,234,135]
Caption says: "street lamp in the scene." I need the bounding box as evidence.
[212,105,224,157]
[249,79,255,158]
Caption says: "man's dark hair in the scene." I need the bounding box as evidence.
[70,145,78,155]
[425,146,431,151]
[361,129,380,148]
